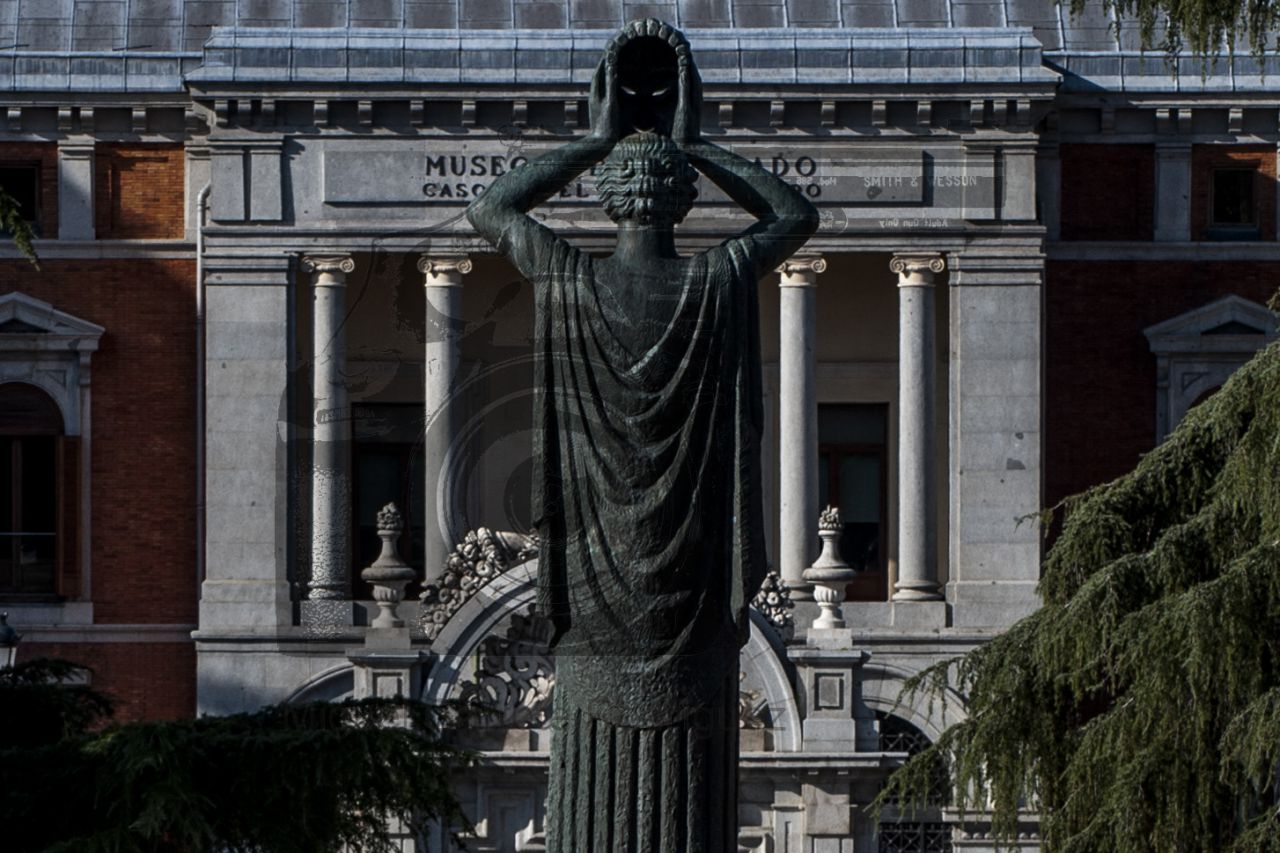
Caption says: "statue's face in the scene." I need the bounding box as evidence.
[598,136,698,228]
[615,37,679,137]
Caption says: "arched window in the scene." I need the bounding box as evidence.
[877,711,953,853]
[0,383,68,597]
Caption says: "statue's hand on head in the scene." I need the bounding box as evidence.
[588,51,623,145]
[672,41,702,147]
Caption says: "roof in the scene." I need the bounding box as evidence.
[0,0,1267,93]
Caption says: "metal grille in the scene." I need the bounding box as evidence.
[877,712,953,853]
[878,821,953,853]
[878,713,932,755]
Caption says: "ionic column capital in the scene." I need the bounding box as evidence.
[777,255,827,287]
[418,255,473,286]
[302,254,356,283]
[890,253,946,286]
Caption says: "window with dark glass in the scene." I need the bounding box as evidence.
[1210,168,1257,232]
[817,403,888,601]
[351,404,424,600]
[0,163,41,233]
[0,383,64,597]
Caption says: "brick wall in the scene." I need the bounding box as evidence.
[0,259,197,624]
[1045,259,1280,508]
[0,141,58,238]
[1190,144,1277,241]
[95,144,185,239]
[18,640,195,721]
[1059,144,1155,241]
[0,258,197,719]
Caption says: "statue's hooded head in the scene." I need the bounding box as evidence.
[597,132,699,229]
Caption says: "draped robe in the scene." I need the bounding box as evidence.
[500,221,769,852]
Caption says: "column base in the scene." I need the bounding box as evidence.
[891,600,948,630]
[891,580,943,602]
[299,599,357,634]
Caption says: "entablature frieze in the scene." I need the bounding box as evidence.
[191,93,1053,137]
[0,101,208,142]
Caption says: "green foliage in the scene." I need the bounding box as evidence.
[0,659,471,853]
[0,183,40,270]
[878,340,1280,851]
[1065,0,1279,60]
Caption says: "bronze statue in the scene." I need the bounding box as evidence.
[466,19,818,851]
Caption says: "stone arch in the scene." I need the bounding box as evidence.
[420,558,802,751]
[284,662,356,704]
[859,660,968,744]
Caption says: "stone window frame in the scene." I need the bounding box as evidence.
[1144,294,1277,443]
[0,292,103,624]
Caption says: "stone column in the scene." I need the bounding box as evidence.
[892,253,945,602]
[303,254,355,615]
[419,255,472,585]
[777,256,826,597]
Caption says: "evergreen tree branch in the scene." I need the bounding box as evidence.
[0,183,40,270]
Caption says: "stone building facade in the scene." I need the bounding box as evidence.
[1,1,1278,850]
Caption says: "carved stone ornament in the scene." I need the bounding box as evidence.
[890,253,946,282]
[361,502,416,629]
[750,569,796,637]
[776,256,829,278]
[738,671,769,730]
[458,607,556,728]
[301,254,356,277]
[416,255,474,278]
[804,505,857,629]
[418,528,540,641]
[457,607,770,734]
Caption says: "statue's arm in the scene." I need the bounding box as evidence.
[465,135,613,252]
[684,140,820,272]
[467,55,621,271]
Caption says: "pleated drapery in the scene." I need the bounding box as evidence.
[546,676,739,853]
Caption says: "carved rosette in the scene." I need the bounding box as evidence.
[890,253,946,286]
[750,569,796,638]
[418,527,540,640]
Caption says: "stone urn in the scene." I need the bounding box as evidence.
[802,506,857,629]
[361,503,417,629]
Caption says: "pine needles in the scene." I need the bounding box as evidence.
[878,341,1280,851]
[0,659,472,853]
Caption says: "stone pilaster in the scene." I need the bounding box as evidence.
[891,253,945,603]
[303,254,355,623]
[777,256,826,598]
[1155,143,1192,242]
[419,255,471,585]
[57,139,95,240]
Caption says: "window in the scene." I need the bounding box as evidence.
[1192,145,1275,241]
[0,292,103,607]
[0,163,41,235]
[1209,168,1257,235]
[0,384,67,597]
[817,403,888,601]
